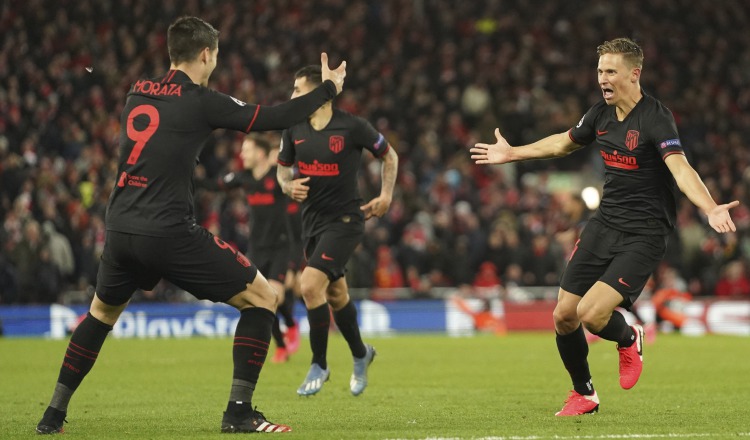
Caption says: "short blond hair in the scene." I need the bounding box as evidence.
[597,38,643,68]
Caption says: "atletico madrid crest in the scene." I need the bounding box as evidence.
[625,130,640,151]
[329,135,344,154]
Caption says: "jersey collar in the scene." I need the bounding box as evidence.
[162,69,194,84]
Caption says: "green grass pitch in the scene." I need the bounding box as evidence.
[1,333,749,439]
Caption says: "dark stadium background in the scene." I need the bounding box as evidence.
[1,0,749,312]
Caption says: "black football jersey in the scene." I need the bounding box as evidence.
[277,109,389,238]
[221,166,290,248]
[569,91,685,235]
[106,70,335,237]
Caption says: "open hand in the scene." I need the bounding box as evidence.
[708,200,739,233]
[470,128,513,165]
[321,52,346,95]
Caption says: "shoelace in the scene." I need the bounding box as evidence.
[620,345,636,363]
[252,407,266,421]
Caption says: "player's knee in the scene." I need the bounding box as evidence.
[233,283,278,311]
[327,289,349,310]
[260,284,280,311]
[553,305,578,332]
[269,281,285,307]
[577,306,607,333]
[299,281,324,304]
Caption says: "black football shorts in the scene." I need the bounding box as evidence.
[96,226,257,305]
[559,218,667,308]
[287,238,305,273]
[248,245,288,284]
[303,214,364,281]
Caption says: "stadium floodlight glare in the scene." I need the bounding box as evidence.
[581,186,601,210]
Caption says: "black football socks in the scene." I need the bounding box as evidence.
[271,316,286,348]
[307,303,330,370]
[556,324,595,396]
[51,312,113,411]
[228,307,274,411]
[593,310,635,347]
[279,288,296,328]
[333,300,367,358]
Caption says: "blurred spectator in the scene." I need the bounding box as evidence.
[373,245,404,289]
[473,261,501,289]
[42,221,75,281]
[8,220,44,303]
[714,260,750,298]
[0,250,19,304]
[1,0,749,302]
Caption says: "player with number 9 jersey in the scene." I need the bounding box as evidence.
[107,70,337,237]
[36,16,348,436]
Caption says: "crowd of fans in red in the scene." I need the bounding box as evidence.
[2,0,750,304]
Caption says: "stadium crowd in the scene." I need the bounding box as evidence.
[2,0,750,305]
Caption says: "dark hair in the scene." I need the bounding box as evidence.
[247,135,272,155]
[167,17,219,64]
[597,38,643,68]
[294,65,322,86]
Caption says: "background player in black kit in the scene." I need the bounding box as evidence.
[471,38,738,416]
[36,16,346,434]
[215,135,300,364]
[277,65,399,397]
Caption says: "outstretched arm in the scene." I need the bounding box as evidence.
[247,53,346,132]
[665,154,738,233]
[361,145,398,220]
[470,129,582,165]
[277,165,310,203]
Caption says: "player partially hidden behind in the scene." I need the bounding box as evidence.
[277,65,399,397]
[471,38,738,416]
[36,16,346,434]
[215,135,300,363]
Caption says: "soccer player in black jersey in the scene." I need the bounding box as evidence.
[215,135,300,363]
[471,38,738,416]
[277,65,399,397]
[36,16,346,434]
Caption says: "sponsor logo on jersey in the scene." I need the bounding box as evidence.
[576,115,585,128]
[132,80,182,97]
[117,171,149,188]
[230,96,247,106]
[264,177,275,191]
[298,160,340,176]
[600,149,639,170]
[329,135,344,154]
[247,193,275,206]
[660,138,682,149]
[625,130,640,151]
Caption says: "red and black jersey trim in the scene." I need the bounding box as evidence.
[567,129,585,145]
[661,151,685,161]
[375,143,391,158]
[245,105,261,133]
[161,70,177,84]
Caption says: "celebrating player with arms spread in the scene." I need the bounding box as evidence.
[277,65,398,397]
[471,38,738,416]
